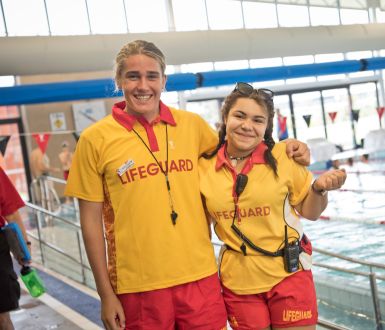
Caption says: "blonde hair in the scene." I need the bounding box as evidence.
[114,40,166,90]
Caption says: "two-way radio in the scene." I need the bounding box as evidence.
[283,225,300,273]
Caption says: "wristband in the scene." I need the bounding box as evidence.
[311,180,327,196]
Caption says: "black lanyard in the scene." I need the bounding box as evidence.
[132,124,178,225]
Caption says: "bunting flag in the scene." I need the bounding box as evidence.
[32,133,51,154]
[377,107,385,120]
[303,115,312,127]
[277,114,288,141]
[0,136,11,156]
[351,109,360,122]
[72,132,80,142]
[328,112,337,123]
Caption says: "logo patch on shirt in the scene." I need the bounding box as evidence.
[117,159,134,177]
[169,140,175,149]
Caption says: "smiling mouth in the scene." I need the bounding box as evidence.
[135,95,152,101]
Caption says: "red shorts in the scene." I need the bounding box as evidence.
[118,273,227,330]
[223,270,318,329]
[63,170,69,180]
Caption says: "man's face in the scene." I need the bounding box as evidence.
[119,54,166,122]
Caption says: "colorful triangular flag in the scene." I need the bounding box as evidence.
[377,107,385,120]
[32,133,51,154]
[277,114,288,141]
[0,136,11,156]
[351,109,360,122]
[328,112,337,123]
[303,115,312,127]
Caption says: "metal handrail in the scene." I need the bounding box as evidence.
[25,201,80,229]
[314,247,385,271]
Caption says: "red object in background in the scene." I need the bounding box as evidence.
[377,107,385,120]
[328,112,337,123]
[32,133,51,154]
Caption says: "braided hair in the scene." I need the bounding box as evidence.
[203,89,278,177]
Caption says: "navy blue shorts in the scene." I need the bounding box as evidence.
[0,231,20,313]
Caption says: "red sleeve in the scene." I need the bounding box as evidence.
[0,167,25,217]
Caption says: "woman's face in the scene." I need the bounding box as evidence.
[119,54,166,122]
[225,97,268,156]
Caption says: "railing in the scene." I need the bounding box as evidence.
[313,247,385,330]
[24,175,383,329]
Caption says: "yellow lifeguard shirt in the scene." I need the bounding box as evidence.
[65,101,218,294]
[199,142,313,294]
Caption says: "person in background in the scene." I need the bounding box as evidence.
[200,82,347,330]
[58,141,73,181]
[65,40,311,330]
[29,147,59,180]
[0,167,31,330]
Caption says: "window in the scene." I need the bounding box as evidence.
[124,0,168,32]
[310,6,340,26]
[2,0,49,36]
[87,0,127,34]
[242,1,278,28]
[206,0,244,30]
[46,0,90,35]
[340,9,369,24]
[292,91,324,141]
[277,4,310,27]
[172,0,208,31]
[322,88,351,148]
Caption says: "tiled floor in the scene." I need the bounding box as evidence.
[11,290,85,330]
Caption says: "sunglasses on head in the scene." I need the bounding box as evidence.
[233,82,274,99]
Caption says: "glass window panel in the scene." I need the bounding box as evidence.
[286,77,317,84]
[46,0,90,35]
[273,94,293,139]
[309,0,338,7]
[214,60,249,71]
[172,0,208,31]
[181,62,214,73]
[165,65,176,75]
[162,91,179,109]
[310,6,340,26]
[350,82,379,145]
[292,91,325,142]
[0,5,5,36]
[206,0,243,30]
[315,53,344,63]
[277,4,310,27]
[322,88,352,149]
[250,57,283,68]
[0,76,15,87]
[242,1,278,28]
[375,8,385,22]
[317,74,347,81]
[340,0,367,9]
[283,55,314,66]
[3,0,49,36]
[124,0,168,32]
[340,8,369,23]
[346,50,373,59]
[87,0,126,34]
[186,100,220,128]
[262,80,286,87]
[348,71,374,78]
[277,0,307,5]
